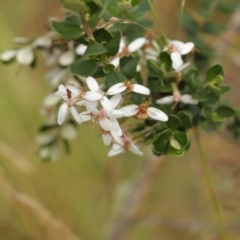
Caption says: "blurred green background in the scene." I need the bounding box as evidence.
[0,1,240,240]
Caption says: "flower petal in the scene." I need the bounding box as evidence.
[0,50,17,62]
[170,40,184,49]
[110,110,124,118]
[102,133,112,146]
[110,94,122,109]
[86,76,99,91]
[33,36,52,48]
[80,111,92,122]
[108,118,122,136]
[58,103,68,125]
[180,42,194,55]
[107,83,126,95]
[156,96,174,104]
[110,57,120,67]
[181,94,198,104]
[171,51,183,69]
[100,96,113,113]
[84,91,102,101]
[128,37,147,53]
[76,44,87,55]
[132,84,150,95]
[108,144,124,157]
[70,106,82,124]
[128,142,143,156]
[120,105,138,117]
[16,47,34,65]
[147,107,168,121]
[58,50,75,66]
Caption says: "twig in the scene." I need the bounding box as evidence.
[194,127,225,240]
[107,155,164,240]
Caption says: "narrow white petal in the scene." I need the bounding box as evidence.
[132,84,150,95]
[111,132,123,145]
[16,47,34,65]
[119,38,126,53]
[66,84,81,95]
[181,94,198,104]
[110,57,120,67]
[108,118,122,136]
[108,144,124,157]
[110,110,124,118]
[33,36,52,48]
[84,91,102,101]
[76,44,87,55]
[86,76,99,91]
[147,107,168,121]
[58,50,75,66]
[180,42,194,55]
[0,50,17,62]
[110,94,122,109]
[102,134,111,146]
[58,103,68,125]
[156,96,174,104]
[56,84,68,101]
[128,38,147,53]
[99,118,110,131]
[128,142,143,156]
[84,100,98,111]
[60,124,77,140]
[100,96,113,113]
[13,37,30,44]
[175,62,190,72]
[107,83,126,95]
[120,105,138,117]
[80,111,92,122]
[171,52,183,69]
[70,106,82,124]
[43,94,61,107]
[170,40,184,49]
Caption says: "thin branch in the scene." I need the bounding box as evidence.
[107,155,164,240]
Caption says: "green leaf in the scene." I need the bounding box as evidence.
[177,111,193,128]
[93,28,113,44]
[70,59,98,77]
[184,69,203,90]
[51,17,82,39]
[147,77,163,94]
[174,131,189,149]
[217,1,240,13]
[105,70,126,87]
[206,64,224,82]
[219,86,231,95]
[167,114,181,130]
[153,129,172,154]
[85,42,108,56]
[160,52,172,72]
[170,138,181,150]
[216,106,235,118]
[120,56,133,68]
[202,22,227,35]
[105,30,122,56]
[121,55,141,78]
[60,0,89,14]
[146,59,162,77]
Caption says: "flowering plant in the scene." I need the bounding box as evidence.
[1,1,240,238]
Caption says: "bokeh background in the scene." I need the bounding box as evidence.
[0,1,240,240]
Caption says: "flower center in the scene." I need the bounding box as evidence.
[124,80,134,91]
[134,104,148,120]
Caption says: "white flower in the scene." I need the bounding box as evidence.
[0,49,17,62]
[56,84,83,124]
[58,50,75,66]
[76,44,87,55]
[107,80,150,95]
[16,46,35,65]
[119,104,168,121]
[108,134,143,157]
[156,94,198,105]
[80,94,124,138]
[84,77,113,113]
[110,37,147,67]
[165,40,194,69]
